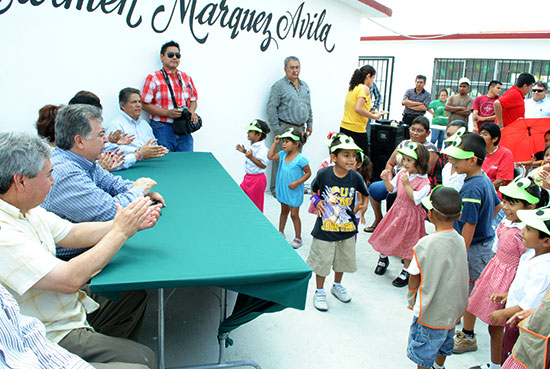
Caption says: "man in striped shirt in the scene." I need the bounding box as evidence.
[42,104,165,261]
[0,284,148,368]
[266,56,313,193]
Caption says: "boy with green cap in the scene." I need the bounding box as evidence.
[307,134,369,312]
[443,132,502,353]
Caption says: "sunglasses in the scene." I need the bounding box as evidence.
[532,89,545,93]
[166,52,181,59]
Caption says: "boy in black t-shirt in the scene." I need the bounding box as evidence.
[307,134,369,312]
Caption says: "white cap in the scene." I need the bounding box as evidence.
[459,77,471,85]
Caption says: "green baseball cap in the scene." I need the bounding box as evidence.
[278,128,301,141]
[329,134,362,153]
[243,119,264,133]
[442,132,475,159]
[517,207,550,235]
[397,142,419,160]
[500,176,539,204]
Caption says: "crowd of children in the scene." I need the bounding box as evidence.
[235,115,550,369]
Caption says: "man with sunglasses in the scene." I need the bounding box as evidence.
[525,81,550,118]
[142,40,199,152]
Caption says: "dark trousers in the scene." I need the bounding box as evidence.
[59,290,155,369]
[339,127,369,156]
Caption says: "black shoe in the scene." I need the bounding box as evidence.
[374,257,389,275]
[392,270,409,287]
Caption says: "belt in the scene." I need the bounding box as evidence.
[279,119,305,127]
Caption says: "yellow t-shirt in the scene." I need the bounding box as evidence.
[341,84,372,133]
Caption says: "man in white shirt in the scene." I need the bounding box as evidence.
[0,131,160,368]
[107,88,169,160]
[525,81,550,118]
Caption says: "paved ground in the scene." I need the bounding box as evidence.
[139,193,492,369]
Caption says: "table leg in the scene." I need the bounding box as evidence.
[159,288,166,369]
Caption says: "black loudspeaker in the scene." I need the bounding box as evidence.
[370,123,406,182]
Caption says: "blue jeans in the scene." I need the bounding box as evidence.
[430,128,446,150]
[149,120,194,152]
[369,180,388,202]
[407,316,455,368]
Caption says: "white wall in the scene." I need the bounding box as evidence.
[0,0,368,183]
[359,38,550,123]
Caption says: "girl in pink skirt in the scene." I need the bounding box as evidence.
[467,176,548,368]
[236,119,270,212]
[368,142,431,288]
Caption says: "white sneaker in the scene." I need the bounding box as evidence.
[313,291,328,311]
[331,285,351,303]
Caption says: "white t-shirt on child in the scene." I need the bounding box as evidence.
[506,249,550,310]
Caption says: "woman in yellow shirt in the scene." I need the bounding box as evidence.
[340,65,382,153]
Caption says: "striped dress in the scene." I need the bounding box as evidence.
[467,220,526,325]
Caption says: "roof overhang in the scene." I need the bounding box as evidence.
[336,0,392,18]
[361,31,550,42]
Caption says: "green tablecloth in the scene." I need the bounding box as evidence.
[90,152,311,335]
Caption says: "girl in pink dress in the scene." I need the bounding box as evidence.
[368,142,431,287]
[467,176,548,368]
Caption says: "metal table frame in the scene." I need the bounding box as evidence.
[157,288,261,369]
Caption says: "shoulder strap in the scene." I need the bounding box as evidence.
[160,69,180,109]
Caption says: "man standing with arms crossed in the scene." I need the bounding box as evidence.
[267,56,313,194]
[402,75,431,128]
[472,80,502,133]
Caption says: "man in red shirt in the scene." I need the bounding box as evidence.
[494,73,535,128]
[142,41,199,152]
[472,80,502,133]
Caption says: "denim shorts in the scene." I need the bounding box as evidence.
[407,317,455,368]
[467,238,495,294]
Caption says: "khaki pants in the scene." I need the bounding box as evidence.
[59,290,156,369]
[269,122,305,192]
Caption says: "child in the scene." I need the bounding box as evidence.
[354,151,372,226]
[407,186,469,369]
[306,134,369,311]
[268,128,311,249]
[467,177,547,369]
[369,142,431,287]
[442,132,502,354]
[501,284,550,369]
[489,206,550,364]
[236,119,270,212]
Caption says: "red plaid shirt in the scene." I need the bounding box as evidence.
[141,68,198,123]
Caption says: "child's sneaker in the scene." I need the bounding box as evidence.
[374,256,390,275]
[453,330,477,353]
[392,270,409,287]
[331,285,351,303]
[313,291,328,311]
[290,238,303,249]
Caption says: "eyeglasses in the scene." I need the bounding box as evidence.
[532,89,545,93]
[166,52,181,59]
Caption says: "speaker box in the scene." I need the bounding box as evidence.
[370,123,406,182]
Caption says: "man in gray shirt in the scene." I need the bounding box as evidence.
[266,56,313,192]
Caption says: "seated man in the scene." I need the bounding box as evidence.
[106,87,168,160]
[0,131,160,368]
[42,104,165,260]
[0,283,149,369]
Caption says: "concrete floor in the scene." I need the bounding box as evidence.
[139,193,492,369]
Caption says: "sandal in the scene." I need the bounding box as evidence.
[290,238,303,249]
[363,224,378,233]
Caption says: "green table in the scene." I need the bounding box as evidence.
[90,152,312,369]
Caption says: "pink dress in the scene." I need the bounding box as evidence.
[369,170,429,260]
[467,221,526,326]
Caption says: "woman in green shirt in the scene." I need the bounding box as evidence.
[428,89,449,149]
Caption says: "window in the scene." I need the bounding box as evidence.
[432,58,550,98]
[358,56,394,113]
